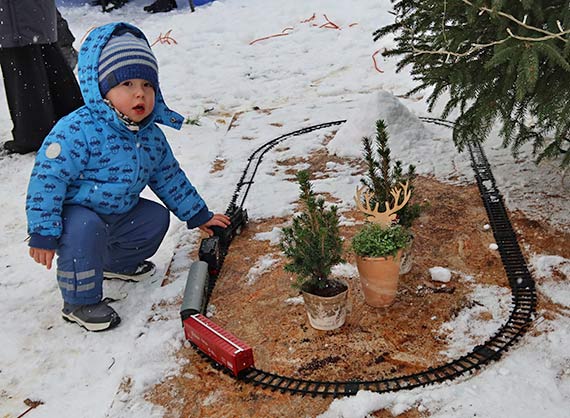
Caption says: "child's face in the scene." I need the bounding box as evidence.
[105,79,155,123]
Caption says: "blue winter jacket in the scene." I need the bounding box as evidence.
[26,22,211,250]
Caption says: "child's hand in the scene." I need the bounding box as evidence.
[199,213,231,236]
[29,247,56,270]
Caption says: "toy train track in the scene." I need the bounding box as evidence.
[227,120,347,212]
[182,118,536,397]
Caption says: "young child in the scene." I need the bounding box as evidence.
[26,22,230,332]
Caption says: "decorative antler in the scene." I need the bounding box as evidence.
[354,181,411,227]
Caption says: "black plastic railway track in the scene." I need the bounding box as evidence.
[198,118,536,397]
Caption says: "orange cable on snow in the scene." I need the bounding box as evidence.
[301,13,316,23]
[372,49,384,73]
[249,27,294,45]
[150,29,178,47]
[320,14,341,30]
[249,13,357,46]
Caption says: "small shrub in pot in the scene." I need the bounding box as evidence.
[280,170,345,296]
[280,170,348,330]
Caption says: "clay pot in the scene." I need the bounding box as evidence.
[355,250,402,307]
[301,279,349,330]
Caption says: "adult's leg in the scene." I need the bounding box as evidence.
[57,205,107,305]
[0,45,56,152]
[41,43,84,121]
[102,199,170,274]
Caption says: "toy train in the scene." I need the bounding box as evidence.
[199,206,248,276]
[180,206,254,376]
[181,206,248,318]
[182,313,255,376]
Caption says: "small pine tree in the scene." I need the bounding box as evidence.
[374,0,570,168]
[280,170,344,291]
[360,120,421,228]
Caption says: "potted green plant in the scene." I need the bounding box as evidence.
[351,183,411,307]
[280,170,348,330]
[351,222,411,307]
[360,119,421,274]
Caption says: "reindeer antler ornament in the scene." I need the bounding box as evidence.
[354,181,411,227]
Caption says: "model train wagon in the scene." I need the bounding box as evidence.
[183,313,255,376]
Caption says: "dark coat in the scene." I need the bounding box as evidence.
[0,0,57,48]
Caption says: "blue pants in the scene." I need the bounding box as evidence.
[56,198,170,305]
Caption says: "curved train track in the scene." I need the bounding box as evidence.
[195,118,537,397]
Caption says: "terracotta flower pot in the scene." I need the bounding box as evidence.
[301,280,349,330]
[355,250,402,307]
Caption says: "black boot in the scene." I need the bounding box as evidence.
[2,140,37,155]
[144,0,177,13]
[92,0,129,12]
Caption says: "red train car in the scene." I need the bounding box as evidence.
[183,313,255,376]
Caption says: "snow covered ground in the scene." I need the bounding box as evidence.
[1,1,569,417]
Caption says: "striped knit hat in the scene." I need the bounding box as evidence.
[98,31,159,97]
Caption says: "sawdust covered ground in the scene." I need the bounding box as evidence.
[147,149,570,418]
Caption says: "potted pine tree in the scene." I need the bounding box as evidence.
[360,119,420,274]
[280,170,348,330]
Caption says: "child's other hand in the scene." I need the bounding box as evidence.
[199,213,231,236]
[29,247,56,270]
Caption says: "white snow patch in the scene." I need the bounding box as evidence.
[245,254,279,285]
[284,296,304,305]
[530,255,570,307]
[331,262,358,279]
[439,284,511,358]
[253,226,282,246]
[429,267,452,283]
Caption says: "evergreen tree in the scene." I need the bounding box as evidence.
[280,170,344,290]
[360,120,421,228]
[374,0,570,167]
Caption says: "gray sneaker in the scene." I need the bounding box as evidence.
[62,301,121,332]
[104,261,156,282]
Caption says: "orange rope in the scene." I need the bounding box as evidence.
[301,13,316,23]
[150,29,178,47]
[320,14,340,30]
[249,27,294,45]
[372,49,384,73]
[249,13,358,46]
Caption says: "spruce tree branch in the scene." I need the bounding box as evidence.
[505,27,570,42]
[409,0,570,59]
[411,37,509,57]
[462,0,570,42]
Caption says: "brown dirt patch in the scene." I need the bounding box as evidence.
[146,149,570,417]
[210,158,226,174]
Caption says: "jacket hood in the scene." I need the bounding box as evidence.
[77,22,183,131]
